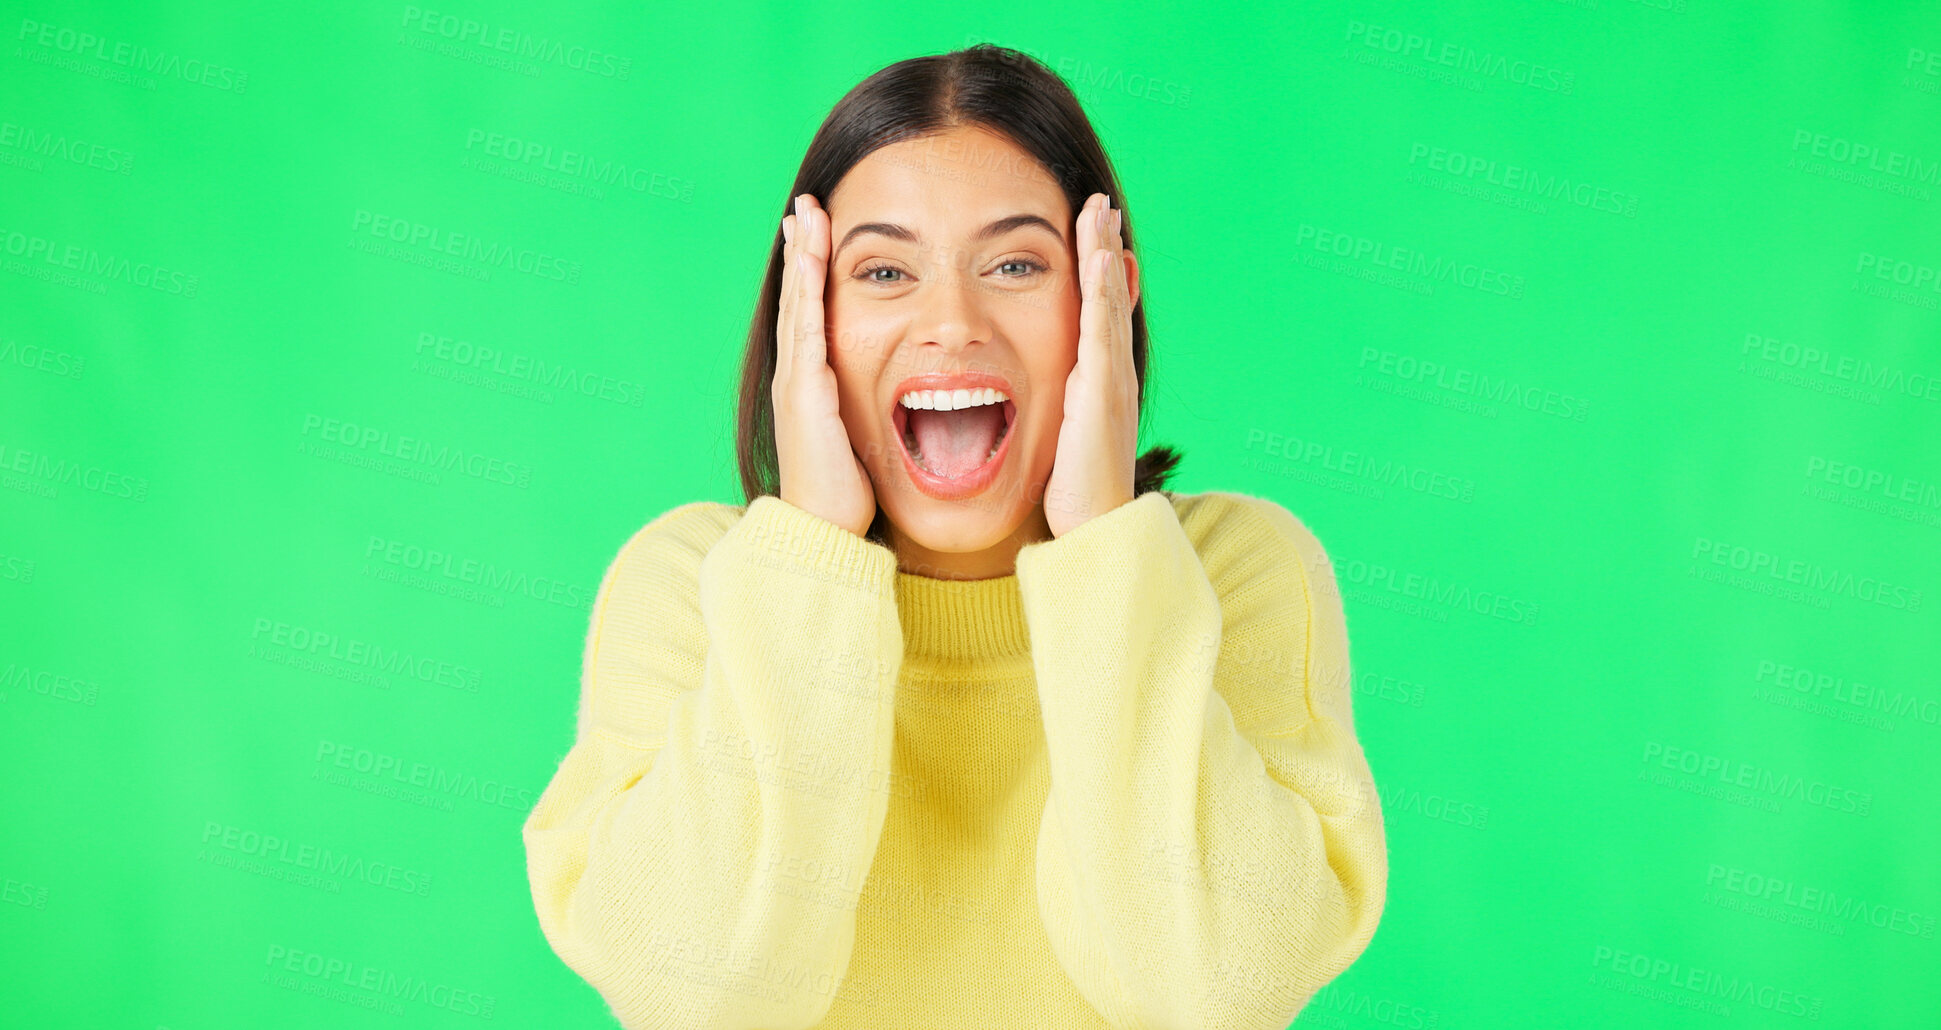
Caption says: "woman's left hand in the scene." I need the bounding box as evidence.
[1044,192,1141,539]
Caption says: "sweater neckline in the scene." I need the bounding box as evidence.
[891,569,1032,665]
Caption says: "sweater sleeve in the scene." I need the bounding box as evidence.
[1014,490,1387,1030]
[521,495,904,1030]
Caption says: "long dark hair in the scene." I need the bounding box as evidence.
[734,43,1183,544]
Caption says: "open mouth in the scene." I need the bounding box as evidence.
[891,396,1018,492]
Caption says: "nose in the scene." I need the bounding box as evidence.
[910,249,994,354]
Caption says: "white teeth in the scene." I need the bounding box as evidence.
[899,387,1012,474]
[898,386,1010,411]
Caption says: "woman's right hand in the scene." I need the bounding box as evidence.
[776,193,878,539]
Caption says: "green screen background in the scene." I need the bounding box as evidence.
[4,2,1937,1027]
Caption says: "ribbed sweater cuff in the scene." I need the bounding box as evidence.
[1015,489,1178,578]
[731,494,898,592]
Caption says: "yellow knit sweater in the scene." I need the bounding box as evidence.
[522,489,1387,1029]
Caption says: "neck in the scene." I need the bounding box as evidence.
[886,505,1051,581]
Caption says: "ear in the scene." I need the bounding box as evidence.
[1121,248,1141,311]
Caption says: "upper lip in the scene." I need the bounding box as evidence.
[889,370,1019,446]
[890,370,1016,409]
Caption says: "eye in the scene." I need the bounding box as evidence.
[852,257,1047,285]
[854,262,907,284]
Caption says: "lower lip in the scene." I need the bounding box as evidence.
[893,400,1018,501]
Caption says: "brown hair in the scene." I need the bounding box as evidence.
[733,43,1184,545]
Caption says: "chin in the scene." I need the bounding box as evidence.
[887,492,1024,549]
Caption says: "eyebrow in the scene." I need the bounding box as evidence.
[832,213,1065,264]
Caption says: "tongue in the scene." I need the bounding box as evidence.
[908,405,1005,479]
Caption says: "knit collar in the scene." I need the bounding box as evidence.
[892,569,1033,665]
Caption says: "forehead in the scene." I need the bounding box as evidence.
[829,127,1068,224]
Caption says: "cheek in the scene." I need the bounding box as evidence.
[825,291,893,368]
[824,358,869,439]
[1014,327,1077,461]
[824,323,885,441]
[1022,302,1081,393]
[1033,286,1083,368]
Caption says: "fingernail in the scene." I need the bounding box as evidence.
[782,216,794,245]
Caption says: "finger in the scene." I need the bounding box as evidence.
[797,194,829,372]
[1107,249,1134,384]
[777,206,797,382]
[1075,192,1105,295]
[1106,207,1131,363]
[1072,194,1103,366]
[1077,246,1111,373]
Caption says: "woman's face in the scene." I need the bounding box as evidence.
[821,124,1135,578]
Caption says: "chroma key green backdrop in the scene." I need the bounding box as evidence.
[3,2,1937,1028]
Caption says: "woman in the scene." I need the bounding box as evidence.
[523,43,1387,1030]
